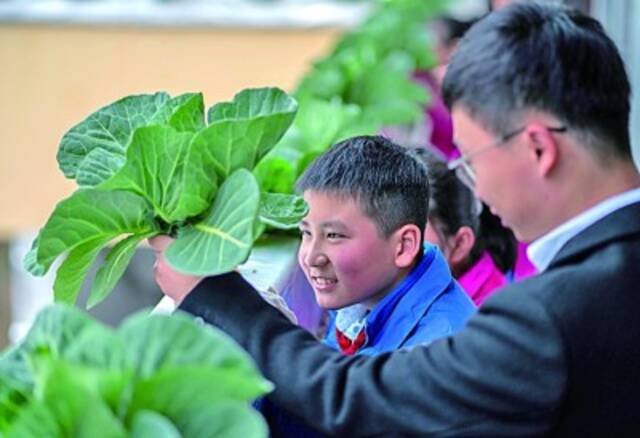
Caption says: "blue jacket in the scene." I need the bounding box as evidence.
[324,243,476,354]
[259,244,475,437]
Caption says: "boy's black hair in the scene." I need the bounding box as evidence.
[443,1,632,161]
[415,148,516,273]
[296,135,429,238]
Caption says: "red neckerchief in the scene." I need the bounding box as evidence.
[335,327,367,355]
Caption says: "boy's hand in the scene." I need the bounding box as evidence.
[148,236,298,324]
[148,235,203,305]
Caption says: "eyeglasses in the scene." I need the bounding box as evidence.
[448,125,567,189]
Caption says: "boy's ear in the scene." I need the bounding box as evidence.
[394,224,422,269]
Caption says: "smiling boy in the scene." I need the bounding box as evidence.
[294,135,475,355]
[151,135,475,356]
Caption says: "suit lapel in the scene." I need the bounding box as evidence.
[548,202,640,270]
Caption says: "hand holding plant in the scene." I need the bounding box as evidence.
[148,235,298,323]
[148,235,202,305]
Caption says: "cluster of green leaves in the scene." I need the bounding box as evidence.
[24,88,309,308]
[0,305,272,437]
[254,0,447,194]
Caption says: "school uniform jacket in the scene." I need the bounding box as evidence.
[324,243,475,355]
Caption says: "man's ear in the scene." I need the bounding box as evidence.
[394,224,422,269]
[525,123,560,177]
[448,226,476,270]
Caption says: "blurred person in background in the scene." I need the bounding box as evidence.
[409,15,476,161]
[415,148,515,306]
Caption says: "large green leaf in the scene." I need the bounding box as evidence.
[57,93,170,182]
[118,311,267,382]
[30,189,155,275]
[88,232,157,309]
[52,235,114,305]
[208,87,296,126]
[165,169,260,276]
[170,128,222,222]
[97,125,203,223]
[259,193,308,230]
[57,92,206,187]
[200,88,297,181]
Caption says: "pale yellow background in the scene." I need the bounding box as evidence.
[0,24,339,237]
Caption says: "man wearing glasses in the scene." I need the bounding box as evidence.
[157,2,640,435]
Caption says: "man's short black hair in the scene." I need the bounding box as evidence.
[296,135,429,238]
[443,1,632,161]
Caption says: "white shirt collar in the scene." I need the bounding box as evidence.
[528,187,640,272]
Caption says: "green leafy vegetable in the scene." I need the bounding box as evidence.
[0,305,271,437]
[26,88,305,308]
[258,0,445,195]
[165,169,260,276]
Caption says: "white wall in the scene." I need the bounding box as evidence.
[592,0,640,169]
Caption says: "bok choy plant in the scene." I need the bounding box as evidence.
[0,304,272,437]
[24,88,308,308]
